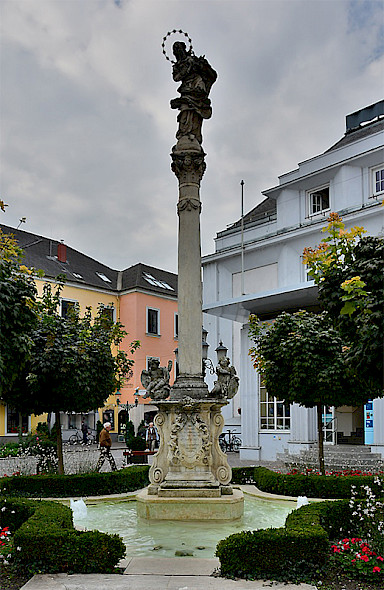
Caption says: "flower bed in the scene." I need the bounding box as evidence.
[219,467,384,584]
[231,466,383,498]
[331,538,384,583]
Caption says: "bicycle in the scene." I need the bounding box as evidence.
[68,430,96,445]
[219,429,242,453]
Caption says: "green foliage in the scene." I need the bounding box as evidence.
[249,310,367,408]
[35,421,57,445]
[0,466,150,497]
[96,420,104,443]
[18,431,58,474]
[0,497,125,574]
[216,497,375,582]
[231,466,384,499]
[303,215,383,394]
[125,419,135,448]
[0,442,19,458]
[128,436,147,451]
[216,501,333,581]
[6,282,140,417]
[0,228,38,397]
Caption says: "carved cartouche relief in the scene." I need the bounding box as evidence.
[168,411,212,469]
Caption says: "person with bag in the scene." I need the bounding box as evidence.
[96,422,117,472]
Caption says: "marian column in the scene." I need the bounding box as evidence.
[136,34,242,518]
[169,38,217,399]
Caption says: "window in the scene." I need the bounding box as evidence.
[102,410,115,430]
[147,307,160,335]
[95,272,111,283]
[307,185,330,216]
[100,306,115,322]
[259,378,290,430]
[143,272,174,291]
[60,299,77,318]
[6,406,28,434]
[174,313,179,338]
[372,166,384,197]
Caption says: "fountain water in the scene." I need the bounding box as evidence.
[70,498,88,519]
[296,496,309,509]
[72,495,295,558]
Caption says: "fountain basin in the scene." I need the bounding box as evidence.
[136,487,244,520]
[71,491,296,559]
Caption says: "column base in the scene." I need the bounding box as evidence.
[136,487,244,520]
[170,374,209,400]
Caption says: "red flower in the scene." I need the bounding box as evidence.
[373,566,381,573]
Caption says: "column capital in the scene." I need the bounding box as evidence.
[171,148,206,185]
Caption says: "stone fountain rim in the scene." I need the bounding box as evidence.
[47,484,326,506]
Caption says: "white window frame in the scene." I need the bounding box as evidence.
[307,184,330,217]
[146,307,160,336]
[300,256,314,283]
[60,298,78,318]
[174,313,179,338]
[5,405,30,436]
[371,165,384,198]
[259,376,290,432]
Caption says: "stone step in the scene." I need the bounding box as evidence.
[277,445,384,471]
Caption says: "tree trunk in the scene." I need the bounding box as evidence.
[55,411,65,475]
[316,402,325,476]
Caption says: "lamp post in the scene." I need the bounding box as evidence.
[116,393,139,437]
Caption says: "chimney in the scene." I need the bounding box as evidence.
[57,240,67,263]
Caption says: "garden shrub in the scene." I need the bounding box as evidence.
[216,499,351,581]
[231,466,383,499]
[0,442,20,458]
[0,497,125,574]
[0,465,150,497]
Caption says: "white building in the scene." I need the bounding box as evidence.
[202,101,384,462]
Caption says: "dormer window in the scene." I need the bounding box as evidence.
[143,272,174,290]
[307,185,330,216]
[96,272,111,283]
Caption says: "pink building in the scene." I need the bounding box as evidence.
[117,263,178,432]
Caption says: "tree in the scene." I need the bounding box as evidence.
[248,213,383,474]
[249,310,370,475]
[303,213,383,394]
[5,282,140,474]
[0,224,39,399]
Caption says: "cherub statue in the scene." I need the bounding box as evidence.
[141,358,172,401]
[210,356,239,399]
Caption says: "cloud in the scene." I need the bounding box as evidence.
[1,0,383,272]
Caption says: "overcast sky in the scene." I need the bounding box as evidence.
[1,0,383,273]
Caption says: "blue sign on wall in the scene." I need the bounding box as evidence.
[364,400,374,445]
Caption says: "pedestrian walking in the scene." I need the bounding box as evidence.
[81,419,88,444]
[95,422,117,472]
[146,422,158,452]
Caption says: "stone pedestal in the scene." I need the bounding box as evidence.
[148,398,232,495]
[137,397,243,520]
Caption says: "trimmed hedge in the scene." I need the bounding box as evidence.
[0,465,150,497]
[231,466,383,499]
[0,497,125,573]
[216,499,353,581]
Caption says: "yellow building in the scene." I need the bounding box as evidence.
[0,224,178,443]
